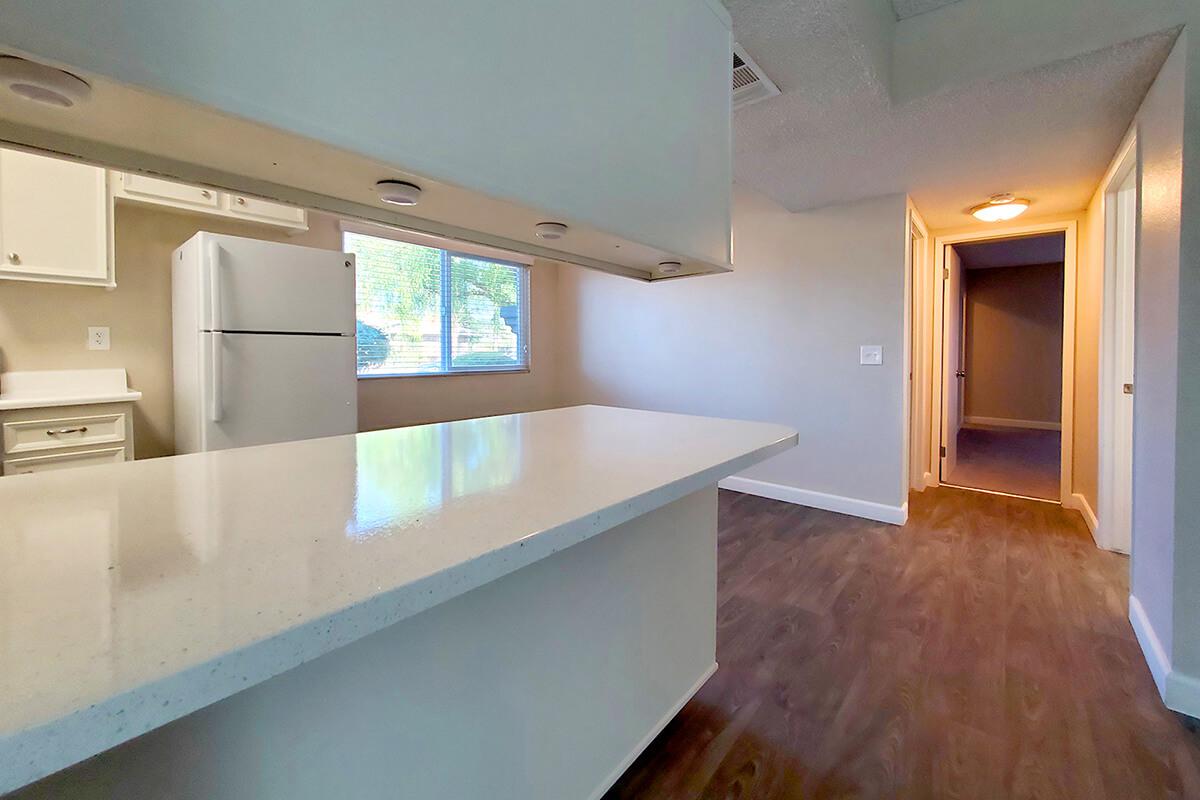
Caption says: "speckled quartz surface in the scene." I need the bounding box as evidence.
[0,404,796,793]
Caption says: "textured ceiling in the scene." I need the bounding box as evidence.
[891,0,962,20]
[726,0,1177,229]
[956,233,1065,269]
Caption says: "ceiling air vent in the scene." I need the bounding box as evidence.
[732,43,780,110]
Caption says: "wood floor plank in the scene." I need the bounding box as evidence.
[604,486,1200,800]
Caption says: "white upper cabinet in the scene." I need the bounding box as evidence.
[119,172,221,212]
[223,192,307,229]
[0,148,112,287]
[112,173,308,231]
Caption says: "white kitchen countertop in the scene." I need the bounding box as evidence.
[0,369,142,411]
[0,404,796,793]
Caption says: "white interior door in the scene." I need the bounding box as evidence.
[1111,171,1137,552]
[941,246,965,479]
[201,332,357,451]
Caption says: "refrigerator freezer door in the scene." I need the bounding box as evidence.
[201,233,355,334]
[199,332,357,451]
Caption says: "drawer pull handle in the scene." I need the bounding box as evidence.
[47,427,88,436]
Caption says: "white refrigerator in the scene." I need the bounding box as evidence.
[172,232,357,454]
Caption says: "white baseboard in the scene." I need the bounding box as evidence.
[1129,596,1200,719]
[963,415,1061,431]
[719,476,908,526]
[1063,492,1100,544]
[1130,595,1171,697]
[1166,670,1200,721]
[588,662,717,800]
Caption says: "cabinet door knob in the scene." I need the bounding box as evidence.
[200,189,212,199]
[6,252,18,264]
[235,197,246,205]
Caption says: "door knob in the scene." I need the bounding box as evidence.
[6,252,18,264]
[955,370,966,378]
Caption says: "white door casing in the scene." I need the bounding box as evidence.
[941,245,965,479]
[1099,132,1139,554]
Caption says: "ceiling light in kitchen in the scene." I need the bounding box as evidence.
[375,180,422,206]
[970,193,1030,222]
[0,56,91,108]
[657,261,682,275]
[534,222,568,240]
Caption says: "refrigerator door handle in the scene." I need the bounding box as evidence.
[207,239,222,332]
[209,332,224,422]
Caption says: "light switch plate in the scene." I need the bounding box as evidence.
[860,345,882,365]
[87,326,110,351]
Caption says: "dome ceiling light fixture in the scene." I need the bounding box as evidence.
[970,193,1030,222]
[0,55,92,108]
[533,222,568,240]
[657,261,682,275]
[374,179,422,206]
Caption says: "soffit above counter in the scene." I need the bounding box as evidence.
[0,0,733,282]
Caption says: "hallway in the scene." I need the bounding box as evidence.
[944,426,1061,500]
[606,487,1200,799]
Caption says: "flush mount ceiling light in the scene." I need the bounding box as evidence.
[375,179,422,206]
[0,55,91,108]
[970,193,1030,222]
[534,222,568,240]
[657,261,682,275]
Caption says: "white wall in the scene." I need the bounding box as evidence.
[557,187,910,520]
[1169,26,1200,702]
[1129,35,1185,687]
[0,0,732,266]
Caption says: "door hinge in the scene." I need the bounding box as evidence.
[943,267,950,280]
[940,445,947,457]
[1123,383,1134,395]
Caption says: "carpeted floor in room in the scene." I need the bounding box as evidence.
[944,425,1061,500]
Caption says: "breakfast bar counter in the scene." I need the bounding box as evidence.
[0,404,796,799]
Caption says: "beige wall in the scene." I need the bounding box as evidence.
[0,203,562,458]
[963,263,1064,425]
[557,186,911,512]
[1075,140,1120,525]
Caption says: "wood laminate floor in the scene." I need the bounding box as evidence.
[604,486,1200,799]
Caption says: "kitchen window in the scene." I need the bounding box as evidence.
[344,226,530,377]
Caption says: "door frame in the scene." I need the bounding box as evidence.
[1098,129,1138,553]
[907,207,931,490]
[928,219,1079,504]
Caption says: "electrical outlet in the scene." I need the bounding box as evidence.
[87,326,110,351]
[859,345,882,365]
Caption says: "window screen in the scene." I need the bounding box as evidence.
[347,230,529,377]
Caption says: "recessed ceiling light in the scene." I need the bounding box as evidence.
[375,179,422,206]
[0,56,91,108]
[657,261,682,275]
[534,222,568,240]
[970,193,1030,222]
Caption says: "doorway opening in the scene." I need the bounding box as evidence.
[940,232,1070,501]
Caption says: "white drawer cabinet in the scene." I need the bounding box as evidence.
[4,447,126,475]
[1,402,135,476]
[0,148,114,287]
[3,412,128,456]
[112,172,308,231]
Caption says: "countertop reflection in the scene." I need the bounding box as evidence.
[0,404,797,793]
